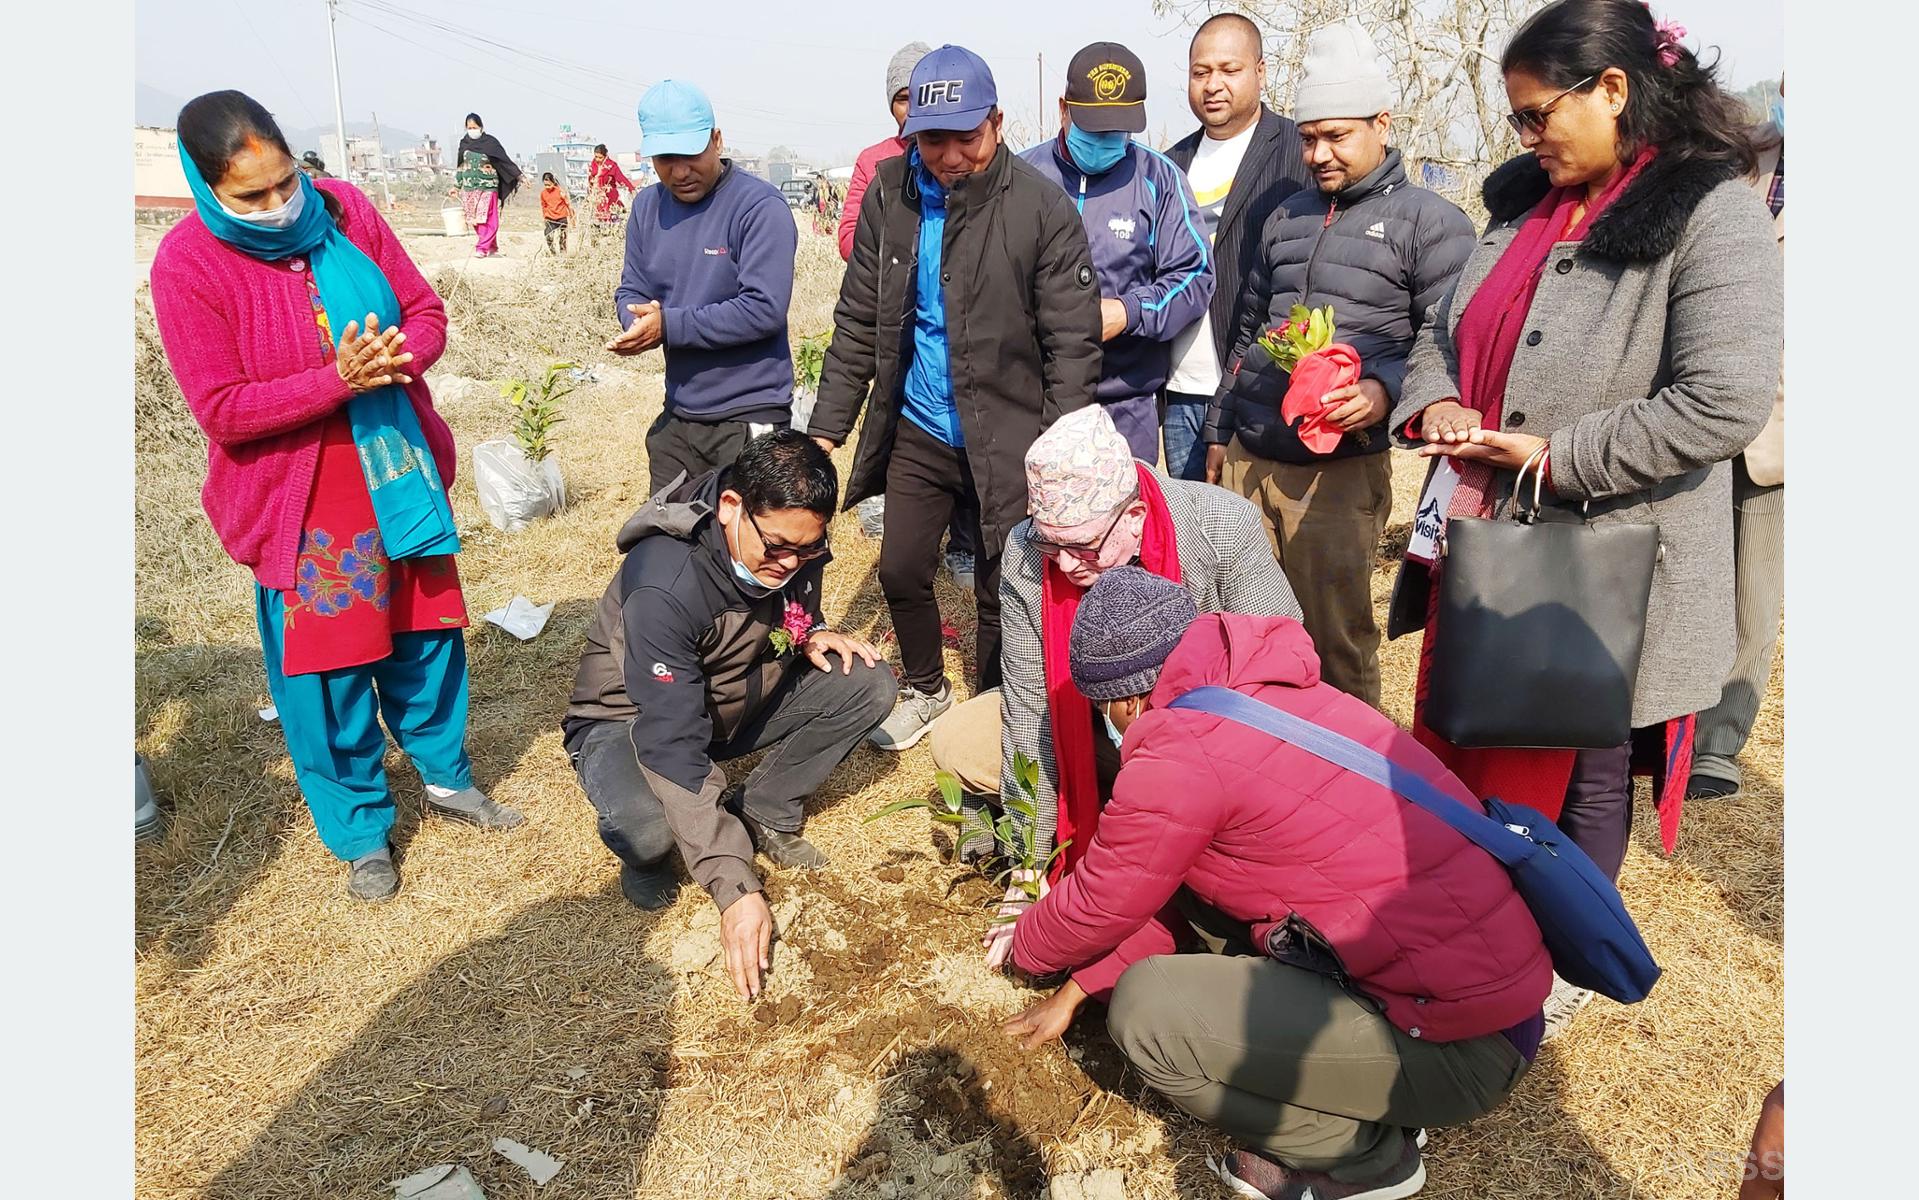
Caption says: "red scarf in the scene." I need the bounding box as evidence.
[1041,463,1181,881]
[1409,149,1691,854]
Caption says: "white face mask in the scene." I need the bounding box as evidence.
[219,182,305,230]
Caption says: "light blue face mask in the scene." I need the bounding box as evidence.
[731,554,791,592]
[1769,96,1784,134]
[1065,123,1130,175]
[1101,706,1125,748]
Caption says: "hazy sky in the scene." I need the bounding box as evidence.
[136,0,1784,165]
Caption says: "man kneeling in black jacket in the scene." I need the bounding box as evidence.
[563,431,893,999]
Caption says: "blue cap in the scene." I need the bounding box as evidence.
[637,80,716,157]
[901,45,998,135]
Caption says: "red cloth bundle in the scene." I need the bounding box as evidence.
[1280,343,1361,454]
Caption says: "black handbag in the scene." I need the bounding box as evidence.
[1426,450,1659,749]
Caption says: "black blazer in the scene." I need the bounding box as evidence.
[1167,105,1312,369]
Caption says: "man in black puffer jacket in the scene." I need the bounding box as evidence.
[810,44,1102,752]
[1205,17,1474,708]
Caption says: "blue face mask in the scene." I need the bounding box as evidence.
[1769,97,1784,134]
[731,554,791,592]
[1065,123,1130,175]
[1101,706,1125,748]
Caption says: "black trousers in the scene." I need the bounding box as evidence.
[1558,742,1633,882]
[543,218,568,253]
[645,410,785,497]
[879,419,1001,695]
[565,659,896,872]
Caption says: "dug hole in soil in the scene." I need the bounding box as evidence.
[704,866,1146,1196]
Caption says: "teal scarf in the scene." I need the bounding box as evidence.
[179,149,460,561]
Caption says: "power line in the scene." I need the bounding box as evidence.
[334,6,635,124]
[227,0,323,125]
[344,0,879,133]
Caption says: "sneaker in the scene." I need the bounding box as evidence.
[1685,773,1739,801]
[856,495,887,539]
[619,862,683,910]
[1540,973,1596,1044]
[868,681,953,751]
[944,550,976,593]
[136,754,164,845]
[348,851,401,902]
[424,786,527,831]
[742,815,830,869]
[1215,1132,1426,1199]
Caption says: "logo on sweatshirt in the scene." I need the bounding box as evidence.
[1107,215,1137,241]
[1365,221,1388,240]
[651,662,676,683]
[702,246,730,256]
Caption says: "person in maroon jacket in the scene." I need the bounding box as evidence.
[1004,566,1550,1200]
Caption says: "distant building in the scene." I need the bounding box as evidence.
[550,126,599,193]
[320,133,387,184]
[392,135,445,183]
[134,126,191,209]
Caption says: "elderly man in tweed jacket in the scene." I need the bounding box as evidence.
[928,407,1300,963]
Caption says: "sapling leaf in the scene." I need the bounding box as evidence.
[936,771,964,815]
[863,797,933,822]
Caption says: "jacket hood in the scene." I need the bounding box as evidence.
[615,468,720,552]
[1149,612,1322,705]
[1480,150,1744,262]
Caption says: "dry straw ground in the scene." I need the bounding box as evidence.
[134,203,1783,1199]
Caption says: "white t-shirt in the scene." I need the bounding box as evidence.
[1166,123,1258,397]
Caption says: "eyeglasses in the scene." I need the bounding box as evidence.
[1505,74,1597,136]
[745,508,830,563]
[1027,494,1137,562]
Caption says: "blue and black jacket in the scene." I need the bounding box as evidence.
[1019,136,1215,404]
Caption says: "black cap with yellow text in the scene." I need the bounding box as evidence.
[1064,42,1148,133]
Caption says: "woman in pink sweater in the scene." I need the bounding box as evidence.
[150,91,523,902]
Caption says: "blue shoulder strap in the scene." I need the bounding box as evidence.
[1168,687,1531,868]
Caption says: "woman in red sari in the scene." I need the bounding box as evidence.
[588,143,634,231]
[1388,0,1780,1037]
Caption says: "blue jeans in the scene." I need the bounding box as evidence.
[1162,391,1211,481]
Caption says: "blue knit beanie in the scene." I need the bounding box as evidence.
[1069,565,1198,701]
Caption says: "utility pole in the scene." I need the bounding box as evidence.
[1037,52,1045,142]
[370,110,394,210]
[324,0,349,181]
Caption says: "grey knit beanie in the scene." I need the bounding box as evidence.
[1069,566,1199,702]
[1293,17,1392,124]
[887,42,932,100]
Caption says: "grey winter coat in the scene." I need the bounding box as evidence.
[1392,152,1784,727]
[1212,148,1476,463]
[997,471,1303,859]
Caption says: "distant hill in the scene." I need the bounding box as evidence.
[135,80,432,162]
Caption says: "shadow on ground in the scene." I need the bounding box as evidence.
[199,892,672,1199]
[135,596,600,964]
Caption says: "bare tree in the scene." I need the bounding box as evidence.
[1155,0,1532,214]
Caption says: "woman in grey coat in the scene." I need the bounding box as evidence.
[1390,0,1780,922]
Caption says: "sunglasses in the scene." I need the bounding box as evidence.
[745,508,830,563]
[1505,74,1598,136]
[1027,494,1137,562]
